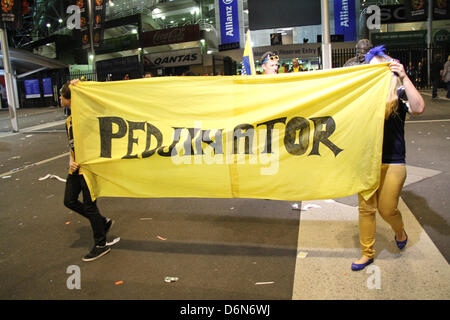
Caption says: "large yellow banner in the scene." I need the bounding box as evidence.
[71,64,391,201]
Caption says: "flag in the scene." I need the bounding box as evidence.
[70,64,392,202]
[241,30,256,75]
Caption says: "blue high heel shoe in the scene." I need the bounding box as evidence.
[351,258,374,271]
[395,230,408,250]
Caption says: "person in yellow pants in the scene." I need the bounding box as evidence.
[352,46,425,271]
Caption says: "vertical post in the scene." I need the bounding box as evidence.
[321,0,332,69]
[0,27,19,132]
[427,0,433,88]
[87,0,97,80]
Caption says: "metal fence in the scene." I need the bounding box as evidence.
[331,44,450,88]
[63,71,97,83]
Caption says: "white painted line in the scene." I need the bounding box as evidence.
[406,119,450,124]
[0,119,65,139]
[0,152,69,178]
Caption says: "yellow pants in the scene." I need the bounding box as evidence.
[358,164,406,259]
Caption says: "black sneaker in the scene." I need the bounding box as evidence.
[82,244,111,262]
[105,218,114,235]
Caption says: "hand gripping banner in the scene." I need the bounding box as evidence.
[70,64,391,201]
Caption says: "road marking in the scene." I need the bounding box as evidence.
[406,119,450,123]
[0,152,69,178]
[0,119,65,139]
[420,92,450,100]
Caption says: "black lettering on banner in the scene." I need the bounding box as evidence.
[183,128,199,156]
[309,116,343,156]
[195,129,224,155]
[257,117,287,154]
[233,124,254,154]
[157,127,183,157]
[154,58,162,65]
[123,121,145,159]
[142,123,163,158]
[98,117,127,158]
[97,116,344,159]
[191,53,198,60]
[284,117,310,155]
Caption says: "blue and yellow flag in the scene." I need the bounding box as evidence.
[241,30,255,75]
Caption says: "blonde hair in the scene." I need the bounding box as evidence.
[385,75,401,119]
[370,55,401,119]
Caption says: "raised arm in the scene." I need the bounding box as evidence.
[389,61,425,115]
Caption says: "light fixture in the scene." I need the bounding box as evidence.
[161,15,165,20]
[58,18,63,23]
[89,54,94,60]
[131,29,137,34]
[170,20,174,24]
[153,8,161,14]
[109,0,114,7]
[46,23,51,28]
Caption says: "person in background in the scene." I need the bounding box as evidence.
[260,51,279,75]
[406,61,416,86]
[351,46,425,271]
[123,74,130,80]
[442,55,450,99]
[416,61,425,89]
[344,39,373,67]
[144,72,152,78]
[431,55,443,99]
[289,59,302,72]
[0,84,7,108]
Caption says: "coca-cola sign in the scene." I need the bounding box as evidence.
[141,24,201,47]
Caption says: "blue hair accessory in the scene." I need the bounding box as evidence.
[365,45,390,63]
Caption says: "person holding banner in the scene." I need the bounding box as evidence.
[261,51,279,75]
[351,47,425,271]
[60,81,115,262]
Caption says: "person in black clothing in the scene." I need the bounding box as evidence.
[431,55,443,99]
[416,61,425,89]
[60,81,115,262]
[406,61,416,86]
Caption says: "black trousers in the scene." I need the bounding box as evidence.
[432,78,439,98]
[64,173,106,246]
